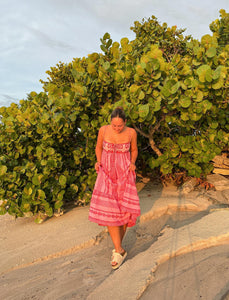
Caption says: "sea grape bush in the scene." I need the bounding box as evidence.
[0,93,96,222]
[210,9,229,47]
[0,11,228,221]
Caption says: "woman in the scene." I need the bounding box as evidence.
[88,107,141,269]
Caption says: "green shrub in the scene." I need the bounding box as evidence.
[0,11,228,220]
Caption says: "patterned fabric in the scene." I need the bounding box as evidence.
[88,140,141,227]
[102,141,130,153]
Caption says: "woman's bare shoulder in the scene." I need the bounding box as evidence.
[99,125,107,133]
[128,127,137,135]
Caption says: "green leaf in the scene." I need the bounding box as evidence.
[57,190,65,201]
[181,112,189,121]
[206,47,216,58]
[138,90,145,100]
[160,163,173,175]
[0,165,7,176]
[34,217,43,224]
[209,133,216,143]
[196,65,212,82]
[54,200,63,209]
[212,78,224,89]
[35,215,44,224]
[59,175,67,186]
[130,96,139,105]
[153,100,161,112]
[100,44,107,53]
[202,100,212,112]
[103,32,110,40]
[170,82,180,94]
[136,65,145,76]
[179,97,191,108]
[161,79,178,97]
[205,68,212,82]
[36,146,43,159]
[180,65,191,76]
[46,147,55,156]
[129,109,139,119]
[149,158,160,169]
[87,62,96,74]
[212,66,222,80]
[0,207,7,215]
[151,58,160,71]
[32,175,40,186]
[37,189,46,200]
[120,37,129,47]
[170,146,180,157]
[24,186,33,196]
[41,159,47,166]
[195,91,204,102]
[210,121,218,129]
[80,120,89,130]
[201,34,212,45]
[103,61,110,70]
[190,113,202,121]
[129,84,140,94]
[22,203,31,211]
[114,70,125,82]
[70,184,78,193]
[91,120,98,127]
[139,104,149,119]
[47,159,57,168]
[45,207,53,217]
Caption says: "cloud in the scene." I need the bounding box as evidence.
[0,94,19,106]
[23,24,75,51]
[0,0,228,107]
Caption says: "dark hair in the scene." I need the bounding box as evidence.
[111,107,126,121]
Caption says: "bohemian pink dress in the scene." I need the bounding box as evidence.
[89,128,141,227]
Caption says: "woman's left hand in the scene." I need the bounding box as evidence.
[95,162,101,171]
[129,162,136,171]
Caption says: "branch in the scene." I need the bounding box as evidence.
[149,115,165,137]
[159,48,171,62]
[132,123,163,157]
[132,123,149,139]
[149,138,163,156]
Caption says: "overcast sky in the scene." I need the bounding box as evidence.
[1,0,228,107]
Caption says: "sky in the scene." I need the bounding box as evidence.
[1,0,228,107]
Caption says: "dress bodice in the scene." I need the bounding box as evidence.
[103,140,130,153]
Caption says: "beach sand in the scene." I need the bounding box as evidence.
[0,175,229,299]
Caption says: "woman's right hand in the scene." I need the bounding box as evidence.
[129,162,136,172]
[95,162,101,171]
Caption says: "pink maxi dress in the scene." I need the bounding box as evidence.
[89,133,141,227]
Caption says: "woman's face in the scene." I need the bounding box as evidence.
[111,117,126,133]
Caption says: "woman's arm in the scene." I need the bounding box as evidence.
[95,126,104,170]
[129,128,138,171]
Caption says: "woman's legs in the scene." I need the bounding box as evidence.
[120,223,128,242]
[107,224,128,253]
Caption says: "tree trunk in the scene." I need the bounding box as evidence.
[149,138,162,156]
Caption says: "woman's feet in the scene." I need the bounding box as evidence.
[111,249,127,269]
[107,225,128,269]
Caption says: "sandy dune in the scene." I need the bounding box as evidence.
[0,175,229,299]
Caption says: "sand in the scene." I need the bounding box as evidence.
[0,177,229,300]
[140,244,229,300]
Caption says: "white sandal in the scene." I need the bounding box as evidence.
[111,251,127,270]
[111,249,115,260]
